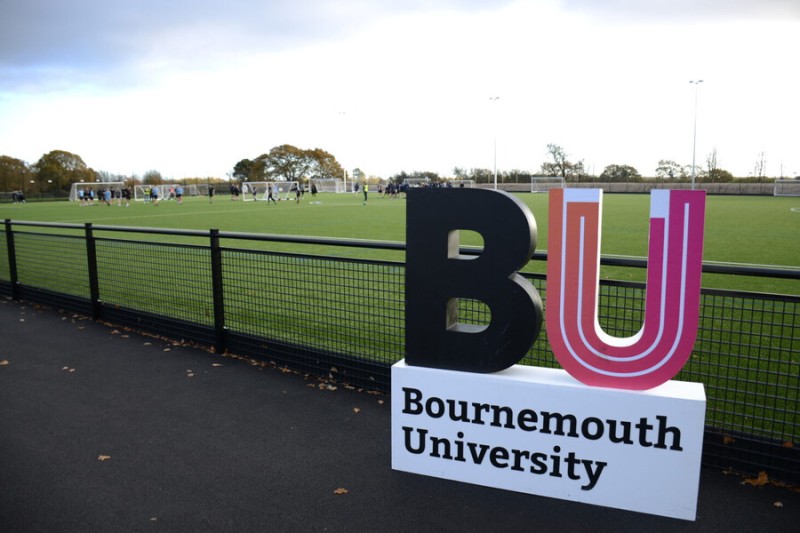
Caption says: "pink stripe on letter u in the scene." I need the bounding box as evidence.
[546,189,706,390]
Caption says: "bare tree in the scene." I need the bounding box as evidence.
[753,150,767,181]
[706,148,719,182]
[540,144,584,181]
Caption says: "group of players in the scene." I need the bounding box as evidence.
[76,187,132,207]
[68,180,443,208]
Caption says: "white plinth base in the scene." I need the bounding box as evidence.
[391,361,706,521]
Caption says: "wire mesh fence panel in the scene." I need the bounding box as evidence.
[685,293,800,441]
[0,225,9,282]
[222,249,406,367]
[12,232,90,299]
[523,277,559,368]
[95,239,214,326]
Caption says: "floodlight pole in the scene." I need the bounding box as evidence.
[690,80,703,190]
[490,96,500,190]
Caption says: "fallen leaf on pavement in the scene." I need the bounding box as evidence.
[0,360,9,366]
[744,471,769,486]
[98,455,111,461]
[333,488,349,495]
[774,501,783,508]
[353,408,361,414]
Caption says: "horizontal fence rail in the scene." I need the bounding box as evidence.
[2,219,799,484]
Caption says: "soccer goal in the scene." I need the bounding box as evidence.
[447,180,475,188]
[69,182,125,202]
[257,181,300,201]
[774,179,800,197]
[133,185,158,201]
[181,184,199,197]
[530,176,565,193]
[240,182,271,200]
[311,178,346,193]
[404,178,430,188]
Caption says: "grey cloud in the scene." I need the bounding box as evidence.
[0,0,505,69]
[0,0,508,91]
[1,1,323,67]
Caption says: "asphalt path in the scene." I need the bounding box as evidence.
[1,297,798,532]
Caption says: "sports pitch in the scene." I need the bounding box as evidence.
[1,191,799,294]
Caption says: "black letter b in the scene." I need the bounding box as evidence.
[405,188,543,373]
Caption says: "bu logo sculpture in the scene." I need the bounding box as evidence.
[405,187,706,390]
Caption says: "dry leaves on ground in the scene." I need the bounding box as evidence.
[333,488,349,495]
[97,455,111,461]
[0,360,9,366]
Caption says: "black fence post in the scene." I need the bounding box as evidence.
[85,223,102,320]
[210,229,227,354]
[4,219,20,300]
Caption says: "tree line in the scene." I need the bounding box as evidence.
[1,143,789,196]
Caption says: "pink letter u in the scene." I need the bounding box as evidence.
[546,189,706,390]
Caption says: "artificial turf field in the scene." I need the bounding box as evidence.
[1,191,799,294]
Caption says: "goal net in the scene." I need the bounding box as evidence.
[311,178,346,193]
[241,182,271,200]
[69,182,125,202]
[446,180,475,188]
[257,181,300,201]
[404,178,430,188]
[530,176,565,193]
[133,185,159,201]
[774,179,800,197]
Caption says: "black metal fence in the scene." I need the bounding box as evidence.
[2,219,799,484]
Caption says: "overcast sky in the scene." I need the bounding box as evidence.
[1,0,798,179]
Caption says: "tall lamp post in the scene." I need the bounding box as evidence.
[689,80,703,190]
[490,96,500,190]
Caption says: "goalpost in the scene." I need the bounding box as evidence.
[69,182,125,201]
[311,178,346,193]
[530,176,565,193]
[774,179,800,197]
